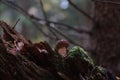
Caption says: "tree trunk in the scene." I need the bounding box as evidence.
[92,0,120,75]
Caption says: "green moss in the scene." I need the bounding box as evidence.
[68,46,94,66]
[94,66,105,73]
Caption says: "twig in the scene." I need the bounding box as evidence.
[48,21,90,34]
[49,23,84,47]
[92,0,120,5]
[39,0,59,40]
[0,20,30,44]
[0,0,55,40]
[30,15,90,34]
[13,18,20,29]
[68,0,95,23]
[31,21,56,40]
[39,0,47,20]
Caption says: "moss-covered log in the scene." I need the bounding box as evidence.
[0,41,57,80]
[0,20,119,80]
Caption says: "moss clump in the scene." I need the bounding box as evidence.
[68,46,94,67]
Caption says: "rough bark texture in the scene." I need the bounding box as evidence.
[0,40,57,80]
[92,0,120,76]
[0,21,60,80]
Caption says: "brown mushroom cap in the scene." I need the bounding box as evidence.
[55,39,69,51]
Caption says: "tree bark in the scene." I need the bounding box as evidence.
[0,39,57,80]
[92,0,120,75]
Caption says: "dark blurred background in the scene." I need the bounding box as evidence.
[0,0,92,48]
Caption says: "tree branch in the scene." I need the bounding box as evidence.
[48,23,84,47]
[30,15,90,34]
[39,0,59,40]
[68,0,95,23]
[31,21,56,40]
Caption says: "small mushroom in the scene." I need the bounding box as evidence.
[55,39,69,57]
